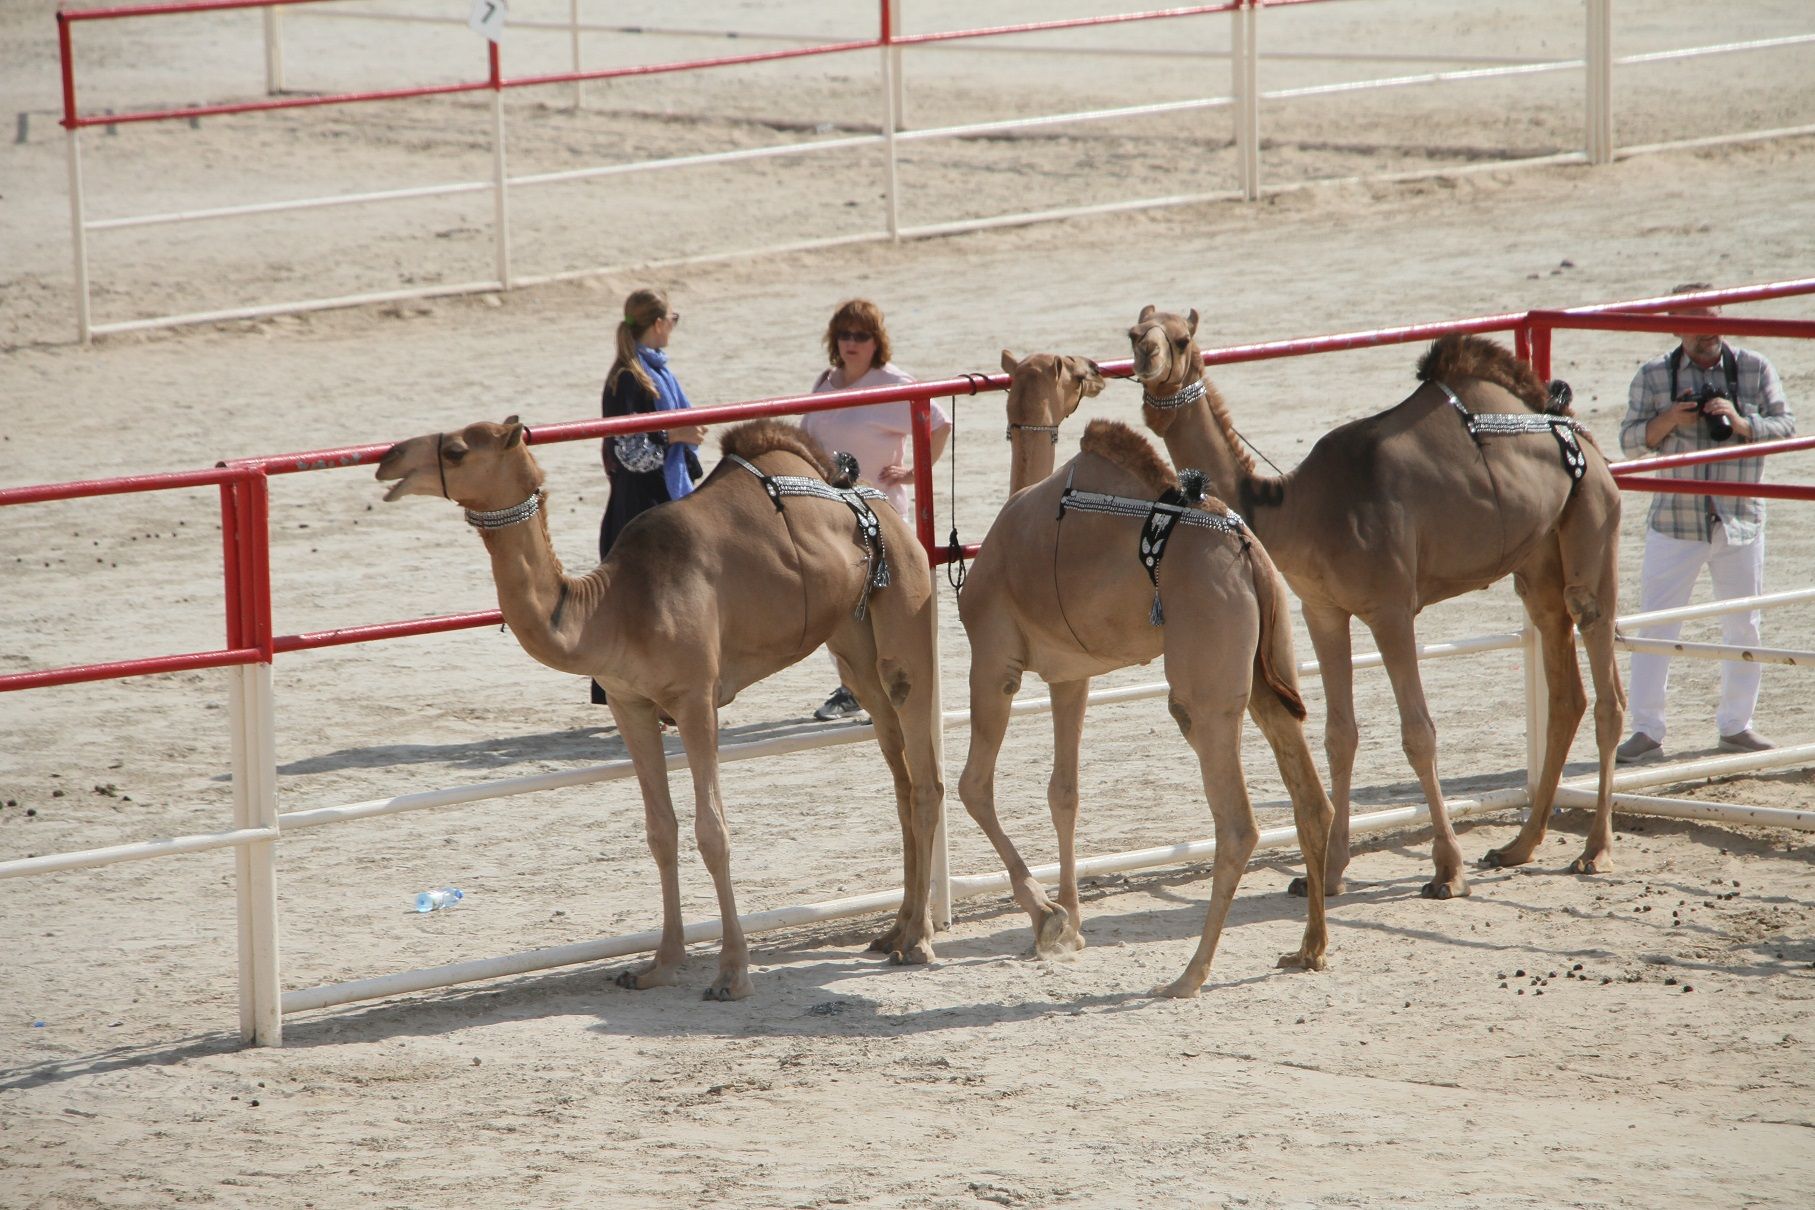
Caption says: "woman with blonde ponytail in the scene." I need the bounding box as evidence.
[592,287,706,705]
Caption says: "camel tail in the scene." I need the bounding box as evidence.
[1248,545,1307,721]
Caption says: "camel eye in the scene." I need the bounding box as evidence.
[1173,337,1188,351]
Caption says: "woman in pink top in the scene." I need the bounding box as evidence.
[801,299,950,720]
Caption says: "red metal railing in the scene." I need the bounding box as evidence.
[4,279,1810,697]
[56,0,1246,131]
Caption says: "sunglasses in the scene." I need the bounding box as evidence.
[836,329,875,343]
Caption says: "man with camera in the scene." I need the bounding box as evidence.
[1615,283,1796,764]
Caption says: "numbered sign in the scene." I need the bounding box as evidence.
[468,0,507,43]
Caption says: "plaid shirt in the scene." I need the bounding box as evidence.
[1618,343,1794,544]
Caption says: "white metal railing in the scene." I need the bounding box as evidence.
[61,2,1815,340]
[7,584,1808,1036]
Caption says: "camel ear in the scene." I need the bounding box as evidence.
[1065,356,1107,398]
[1186,309,1199,337]
[1138,304,1157,323]
[502,422,525,449]
[1000,349,1019,374]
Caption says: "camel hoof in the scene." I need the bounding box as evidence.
[1570,853,1613,876]
[1479,845,1533,870]
[701,977,753,1002]
[1277,950,1327,972]
[867,930,901,954]
[1151,978,1202,1000]
[1288,875,1346,898]
[615,965,674,991]
[1419,879,1469,901]
[887,940,934,967]
[1032,906,1073,958]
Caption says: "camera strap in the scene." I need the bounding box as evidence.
[1668,343,1740,403]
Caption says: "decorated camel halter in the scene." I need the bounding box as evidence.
[433,431,549,530]
[464,491,546,530]
[1057,467,1249,626]
[1005,422,1061,445]
[1433,380,1589,481]
[1140,378,1208,412]
[724,453,893,621]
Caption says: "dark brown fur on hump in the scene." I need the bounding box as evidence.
[718,419,835,480]
[1082,419,1175,496]
[1416,334,1551,413]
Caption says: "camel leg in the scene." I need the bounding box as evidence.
[1246,684,1332,972]
[1557,494,1626,876]
[1570,597,1624,875]
[1483,563,1587,871]
[669,695,753,1002]
[1369,611,1468,900]
[1154,693,1258,999]
[1047,678,1091,952]
[957,640,1070,956]
[606,696,690,991]
[1297,602,1355,896]
[831,624,938,966]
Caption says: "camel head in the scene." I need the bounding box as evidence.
[1000,350,1106,432]
[374,415,544,512]
[1128,305,1200,389]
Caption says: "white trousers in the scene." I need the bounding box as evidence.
[1627,525,1765,741]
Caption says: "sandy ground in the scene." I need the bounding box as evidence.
[3,2,1814,1207]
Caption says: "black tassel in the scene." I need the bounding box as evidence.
[1177,468,1208,504]
[1149,590,1165,627]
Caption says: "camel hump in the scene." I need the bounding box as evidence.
[719,419,837,480]
[1080,419,1176,497]
[1415,333,1551,413]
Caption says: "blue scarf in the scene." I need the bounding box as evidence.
[638,345,696,501]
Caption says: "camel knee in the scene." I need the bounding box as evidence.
[1399,715,1437,766]
[1167,696,1192,737]
[1565,586,1604,630]
[876,658,913,708]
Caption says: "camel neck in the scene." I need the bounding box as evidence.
[1154,393,1290,546]
[1007,430,1059,495]
[474,504,601,674]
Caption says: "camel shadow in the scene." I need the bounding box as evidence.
[242,715,872,779]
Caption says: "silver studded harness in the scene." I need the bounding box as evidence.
[1057,465,1250,627]
[1432,381,1589,481]
[724,453,893,621]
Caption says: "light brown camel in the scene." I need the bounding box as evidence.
[1002,350,1107,494]
[1127,307,1624,900]
[376,416,944,1000]
[957,401,1333,997]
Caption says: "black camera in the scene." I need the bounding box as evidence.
[1677,383,1732,441]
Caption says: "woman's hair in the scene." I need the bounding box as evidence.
[822,298,892,373]
[609,287,669,397]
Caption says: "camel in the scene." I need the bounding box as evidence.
[1002,350,1108,493]
[375,416,944,1000]
[958,372,1333,996]
[1126,306,1624,900]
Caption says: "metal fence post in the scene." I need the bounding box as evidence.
[880,1,901,238]
[1521,618,1547,812]
[1233,0,1260,201]
[910,398,950,926]
[224,475,282,1046]
[1586,0,1614,164]
[489,41,512,288]
[570,0,586,110]
[263,5,285,95]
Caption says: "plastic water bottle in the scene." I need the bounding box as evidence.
[414,886,464,913]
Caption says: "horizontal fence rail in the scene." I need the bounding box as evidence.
[50,1,1815,339]
[5,282,1811,1045]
